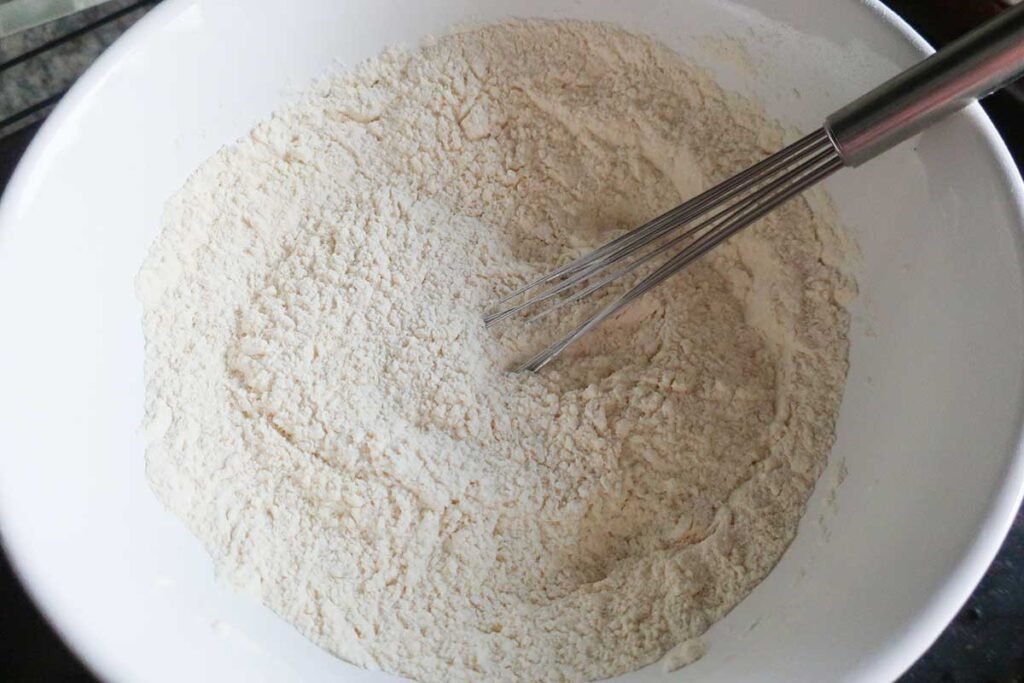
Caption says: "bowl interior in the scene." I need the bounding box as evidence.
[0,1,1022,682]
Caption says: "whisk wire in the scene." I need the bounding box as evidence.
[513,146,843,372]
[488,127,844,372]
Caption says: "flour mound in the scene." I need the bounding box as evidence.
[139,20,853,683]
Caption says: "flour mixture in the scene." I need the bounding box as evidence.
[138,20,854,683]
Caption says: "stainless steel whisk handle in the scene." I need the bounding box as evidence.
[825,2,1024,167]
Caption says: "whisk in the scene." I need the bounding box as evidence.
[486,3,1024,372]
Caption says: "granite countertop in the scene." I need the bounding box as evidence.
[0,2,1021,681]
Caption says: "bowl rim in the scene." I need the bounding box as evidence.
[0,1,1022,682]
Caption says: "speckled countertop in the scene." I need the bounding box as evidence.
[0,0,150,134]
[0,2,1021,681]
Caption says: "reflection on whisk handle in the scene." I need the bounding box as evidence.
[825,2,1024,167]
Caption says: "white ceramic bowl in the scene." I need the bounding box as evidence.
[1,1,1022,681]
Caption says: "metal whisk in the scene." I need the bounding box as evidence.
[486,3,1024,372]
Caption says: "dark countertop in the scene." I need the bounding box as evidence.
[0,2,1022,681]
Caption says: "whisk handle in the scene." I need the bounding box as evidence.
[825,2,1024,167]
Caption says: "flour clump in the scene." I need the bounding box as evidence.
[139,20,854,683]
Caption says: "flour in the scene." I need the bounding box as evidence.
[138,20,853,683]
[661,637,709,672]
